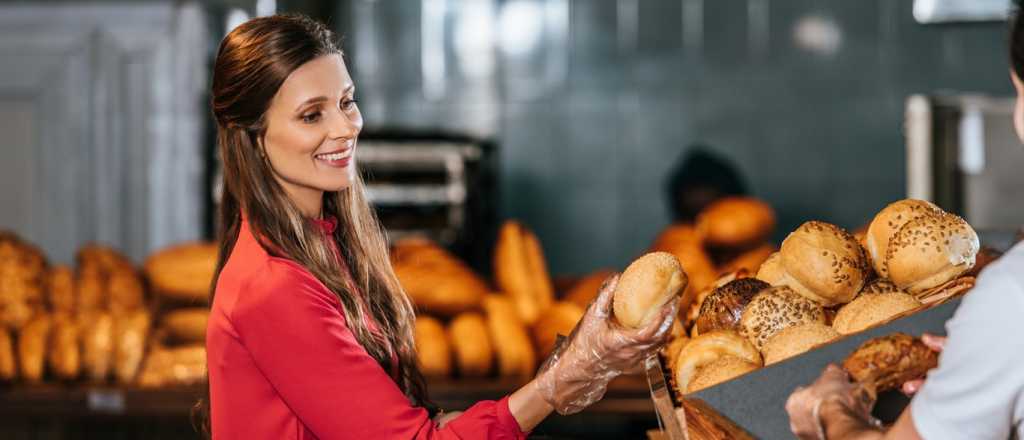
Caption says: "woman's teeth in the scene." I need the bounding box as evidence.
[316,152,347,161]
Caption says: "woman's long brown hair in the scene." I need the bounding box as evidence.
[195,14,431,436]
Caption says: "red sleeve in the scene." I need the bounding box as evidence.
[231,259,527,440]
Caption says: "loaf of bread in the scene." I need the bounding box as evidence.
[532,301,584,358]
[563,270,614,309]
[613,252,687,329]
[0,329,14,381]
[392,238,487,317]
[161,308,209,344]
[493,221,555,326]
[483,295,536,378]
[17,313,51,382]
[144,242,218,304]
[45,266,76,314]
[107,269,145,314]
[114,310,151,384]
[0,234,45,330]
[448,312,494,377]
[49,313,81,380]
[414,316,452,377]
[721,243,777,275]
[81,311,115,382]
[137,344,207,388]
[843,333,938,396]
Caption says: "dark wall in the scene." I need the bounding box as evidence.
[333,0,1012,276]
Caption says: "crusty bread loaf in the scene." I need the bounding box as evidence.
[613,252,687,328]
[45,266,75,314]
[843,333,938,396]
[49,313,81,380]
[17,314,51,382]
[114,310,151,384]
[161,308,209,344]
[482,295,536,378]
[532,301,584,358]
[721,243,777,275]
[493,222,555,326]
[392,237,488,316]
[81,311,115,382]
[414,316,452,377]
[448,312,494,377]
[0,329,14,381]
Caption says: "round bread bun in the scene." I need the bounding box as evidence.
[865,199,942,278]
[687,356,760,393]
[694,278,770,335]
[721,243,777,275]
[612,252,688,328]
[672,330,761,396]
[685,270,750,331]
[739,286,826,350]
[755,252,788,286]
[696,197,776,248]
[762,323,839,365]
[414,316,452,377]
[144,242,218,304]
[161,308,209,344]
[832,293,922,335]
[780,221,869,306]
[886,213,979,294]
[532,301,585,358]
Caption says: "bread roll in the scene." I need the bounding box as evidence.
[77,244,133,274]
[843,333,937,396]
[46,266,76,314]
[672,330,761,396]
[108,269,145,313]
[687,356,760,393]
[114,310,151,384]
[564,270,614,309]
[161,308,209,344]
[49,313,81,380]
[885,213,979,294]
[685,270,749,329]
[0,236,45,330]
[18,314,51,382]
[755,252,788,286]
[392,238,488,316]
[762,323,839,365]
[832,292,921,335]
[739,286,826,350]
[0,329,14,381]
[721,243,776,275]
[694,278,770,335]
[532,301,584,358]
[144,242,218,304]
[448,312,494,377]
[696,197,776,249]
[483,295,536,378]
[613,252,687,328]
[650,225,717,305]
[865,199,942,278]
[414,316,452,377]
[76,271,106,312]
[493,221,555,326]
[779,221,869,306]
[81,311,115,381]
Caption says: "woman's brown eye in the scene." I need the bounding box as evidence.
[341,99,359,111]
[302,112,321,123]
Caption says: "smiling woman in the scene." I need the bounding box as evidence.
[203,13,676,440]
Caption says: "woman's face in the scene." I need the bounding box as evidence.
[1013,69,1024,144]
[262,54,362,213]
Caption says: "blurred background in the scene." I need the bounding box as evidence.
[1,0,1023,439]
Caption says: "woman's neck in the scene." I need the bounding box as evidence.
[275,176,324,219]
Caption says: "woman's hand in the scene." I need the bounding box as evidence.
[900,333,946,395]
[535,274,676,415]
[786,364,876,440]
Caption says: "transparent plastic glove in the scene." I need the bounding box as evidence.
[786,364,877,440]
[535,274,676,415]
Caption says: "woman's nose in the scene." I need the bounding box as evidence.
[327,109,360,141]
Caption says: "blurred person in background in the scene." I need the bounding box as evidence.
[784,9,1024,440]
[664,147,748,223]
[202,14,676,439]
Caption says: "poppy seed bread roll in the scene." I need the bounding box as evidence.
[612,252,688,329]
[739,286,826,350]
[885,213,978,294]
[865,199,942,278]
[779,221,869,306]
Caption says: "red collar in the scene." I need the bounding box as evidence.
[311,216,337,234]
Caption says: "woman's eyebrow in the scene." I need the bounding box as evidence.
[293,85,355,112]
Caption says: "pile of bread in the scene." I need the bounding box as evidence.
[397,221,588,379]
[0,231,217,388]
[663,199,981,397]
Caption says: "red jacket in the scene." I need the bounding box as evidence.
[207,218,527,439]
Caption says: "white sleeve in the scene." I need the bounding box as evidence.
[910,258,1024,440]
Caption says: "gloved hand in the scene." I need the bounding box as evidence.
[535,274,676,415]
